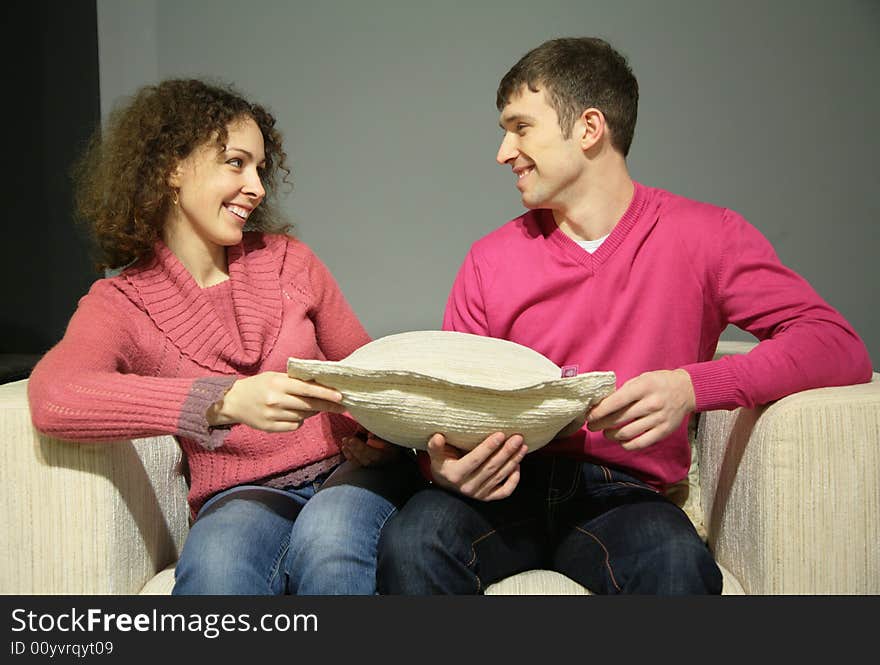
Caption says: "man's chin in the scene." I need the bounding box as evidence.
[519,195,542,210]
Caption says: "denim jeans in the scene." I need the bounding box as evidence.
[173,457,424,595]
[377,455,722,595]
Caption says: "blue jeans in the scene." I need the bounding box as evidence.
[377,456,722,595]
[173,457,424,595]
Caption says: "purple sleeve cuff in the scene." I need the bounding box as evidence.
[177,375,238,450]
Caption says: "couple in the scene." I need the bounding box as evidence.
[27,37,871,595]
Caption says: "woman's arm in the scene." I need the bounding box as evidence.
[27,281,226,445]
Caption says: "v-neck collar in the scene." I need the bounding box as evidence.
[541,181,648,270]
[124,233,283,373]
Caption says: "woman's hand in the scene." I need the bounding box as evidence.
[206,371,345,432]
[340,431,401,467]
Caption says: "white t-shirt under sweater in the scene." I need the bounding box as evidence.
[575,234,609,254]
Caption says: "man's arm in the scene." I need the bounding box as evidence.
[683,209,872,413]
[588,209,872,450]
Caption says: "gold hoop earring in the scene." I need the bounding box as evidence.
[171,189,179,206]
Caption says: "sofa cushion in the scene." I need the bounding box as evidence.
[139,565,177,595]
[484,563,744,595]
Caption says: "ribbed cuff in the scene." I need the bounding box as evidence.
[178,375,238,450]
[681,359,741,412]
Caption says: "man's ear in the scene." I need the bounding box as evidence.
[578,107,606,151]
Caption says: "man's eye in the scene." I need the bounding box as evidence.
[517,124,528,134]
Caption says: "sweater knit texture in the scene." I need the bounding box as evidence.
[28,232,370,515]
[443,182,872,490]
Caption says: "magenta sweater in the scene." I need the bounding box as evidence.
[28,233,369,515]
[443,182,873,489]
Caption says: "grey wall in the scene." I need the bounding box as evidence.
[98,0,880,366]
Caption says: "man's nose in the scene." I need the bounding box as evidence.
[496,132,517,165]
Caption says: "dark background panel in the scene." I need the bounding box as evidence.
[2,0,99,380]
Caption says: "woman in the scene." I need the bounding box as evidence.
[27,78,422,594]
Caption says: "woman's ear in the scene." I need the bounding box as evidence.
[167,163,183,188]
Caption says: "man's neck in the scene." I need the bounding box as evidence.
[552,169,635,242]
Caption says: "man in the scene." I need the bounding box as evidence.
[376,37,872,594]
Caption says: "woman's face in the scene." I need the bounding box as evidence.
[168,116,267,249]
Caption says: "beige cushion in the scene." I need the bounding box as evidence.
[484,563,744,595]
[141,562,744,596]
[288,330,615,452]
[486,570,591,595]
[664,416,707,541]
[139,565,177,595]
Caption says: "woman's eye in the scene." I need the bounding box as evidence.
[227,158,243,168]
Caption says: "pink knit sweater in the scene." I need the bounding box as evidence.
[444,182,873,489]
[28,233,369,515]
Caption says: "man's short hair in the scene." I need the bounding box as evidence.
[496,37,639,157]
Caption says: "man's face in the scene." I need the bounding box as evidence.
[496,86,585,210]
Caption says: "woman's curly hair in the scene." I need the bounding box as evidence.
[73,78,291,271]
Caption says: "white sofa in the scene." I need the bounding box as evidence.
[2,342,878,595]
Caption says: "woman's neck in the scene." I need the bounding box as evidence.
[162,220,229,287]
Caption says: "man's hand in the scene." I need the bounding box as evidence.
[427,432,527,501]
[206,371,345,432]
[341,431,401,467]
[587,369,695,451]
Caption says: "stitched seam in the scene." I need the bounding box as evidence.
[466,532,491,594]
[612,481,660,493]
[574,526,621,592]
[469,517,536,554]
[375,505,398,533]
[268,538,291,593]
[546,458,556,506]
[549,462,581,505]
[467,517,538,592]
[468,530,496,560]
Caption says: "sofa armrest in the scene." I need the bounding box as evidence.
[696,373,880,594]
[0,379,190,594]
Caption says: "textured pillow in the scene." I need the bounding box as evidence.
[287,330,616,452]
